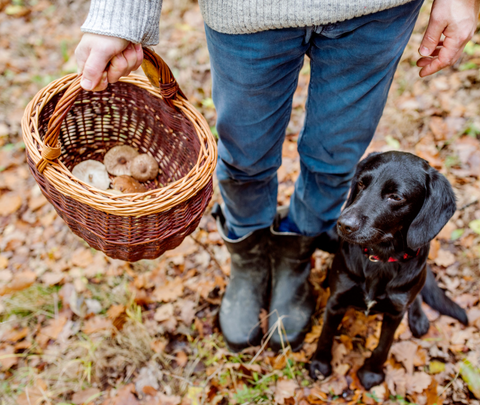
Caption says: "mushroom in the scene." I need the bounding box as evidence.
[104,145,139,176]
[112,175,148,194]
[131,153,159,182]
[72,160,110,190]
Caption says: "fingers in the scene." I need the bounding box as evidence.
[81,48,114,91]
[419,13,446,57]
[107,43,139,84]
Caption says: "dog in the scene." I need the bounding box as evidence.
[309,151,468,389]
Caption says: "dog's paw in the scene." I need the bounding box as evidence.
[357,364,385,390]
[409,311,430,338]
[309,358,332,380]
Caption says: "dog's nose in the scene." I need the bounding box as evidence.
[337,217,360,235]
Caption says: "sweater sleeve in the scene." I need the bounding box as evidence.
[81,0,163,46]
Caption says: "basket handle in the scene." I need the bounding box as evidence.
[36,47,186,174]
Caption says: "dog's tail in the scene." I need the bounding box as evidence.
[421,266,468,326]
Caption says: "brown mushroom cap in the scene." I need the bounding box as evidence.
[112,175,148,194]
[72,160,110,190]
[104,145,139,176]
[130,154,159,182]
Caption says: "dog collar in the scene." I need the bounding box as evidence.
[363,247,420,263]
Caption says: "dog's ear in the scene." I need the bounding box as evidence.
[406,168,456,250]
[345,152,380,207]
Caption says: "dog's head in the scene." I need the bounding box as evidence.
[337,151,456,249]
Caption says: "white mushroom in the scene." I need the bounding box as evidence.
[72,160,110,190]
[131,154,159,182]
[104,145,139,176]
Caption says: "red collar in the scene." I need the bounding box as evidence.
[363,247,421,263]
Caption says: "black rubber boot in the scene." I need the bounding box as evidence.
[212,203,271,352]
[268,208,318,352]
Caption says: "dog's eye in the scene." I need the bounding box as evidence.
[358,180,365,189]
[388,194,403,202]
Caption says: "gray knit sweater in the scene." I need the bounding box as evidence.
[81,0,414,45]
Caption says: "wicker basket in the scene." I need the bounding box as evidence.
[21,48,217,262]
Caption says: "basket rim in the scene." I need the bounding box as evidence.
[22,73,217,217]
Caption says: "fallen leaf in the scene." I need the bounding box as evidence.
[71,248,94,267]
[385,365,406,397]
[425,378,442,405]
[274,378,298,404]
[0,193,22,216]
[142,386,157,396]
[28,194,47,211]
[102,383,139,405]
[391,341,418,375]
[16,387,45,405]
[1,327,28,342]
[0,256,8,270]
[154,393,181,405]
[42,272,64,286]
[150,340,167,354]
[0,345,18,371]
[0,271,36,296]
[107,304,125,320]
[370,384,386,402]
[83,316,113,334]
[179,299,196,325]
[186,386,203,405]
[72,387,101,404]
[176,350,188,367]
[153,277,183,302]
[406,371,432,394]
[469,219,480,235]
[460,360,480,399]
[304,325,322,344]
[154,303,174,322]
[429,361,446,374]
[434,249,456,267]
[39,315,68,340]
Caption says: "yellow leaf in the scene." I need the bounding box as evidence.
[186,386,203,405]
[429,361,446,374]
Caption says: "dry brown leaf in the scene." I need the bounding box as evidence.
[39,315,68,340]
[0,193,22,216]
[406,371,432,394]
[16,387,45,405]
[42,272,64,286]
[83,316,113,334]
[0,256,8,270]
[176,350,188,368]
[274,378,298,404]
[391,341,418,375]
[0,271,36,296]
[154,303,174,322]
[28,194,47,211]
[72,387,101,405]
[370,384,386,402]
[179,299,196,325]
[385,365,406,397]
[425,378,442,405]
[71,248,94,268]
[107,304,126,320]
[142,385,157,396]
[153,277,183,302]
[318,375,348,396]
[437,221,456,241]
[0,345,18,371]
[428,239,441,260]
[150,339,167,354]
[304,325,322,344]
[154,393,181,405]
[1,327,28,342]
[164,237,197,258]
[102,384,139,405]
[434,249,456,267]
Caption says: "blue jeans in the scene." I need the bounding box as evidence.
[206,0,423,238]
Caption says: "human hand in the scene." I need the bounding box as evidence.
[417,0,480,77]
[75,33,143,91]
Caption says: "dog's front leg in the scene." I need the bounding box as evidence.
[357,312,404,389]
[309,301,346,380]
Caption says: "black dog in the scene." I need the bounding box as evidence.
[309,151,468,389]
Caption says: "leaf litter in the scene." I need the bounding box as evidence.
[1,0,480,404]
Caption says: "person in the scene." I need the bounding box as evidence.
[75,0,480,352]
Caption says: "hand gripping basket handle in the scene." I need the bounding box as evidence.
[36,47,185,174]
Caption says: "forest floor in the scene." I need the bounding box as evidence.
[1,1,480,404]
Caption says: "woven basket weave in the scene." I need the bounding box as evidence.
[22,48,217,262]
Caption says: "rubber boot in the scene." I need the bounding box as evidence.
[212,203,271,352]
[268,207,317,352]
